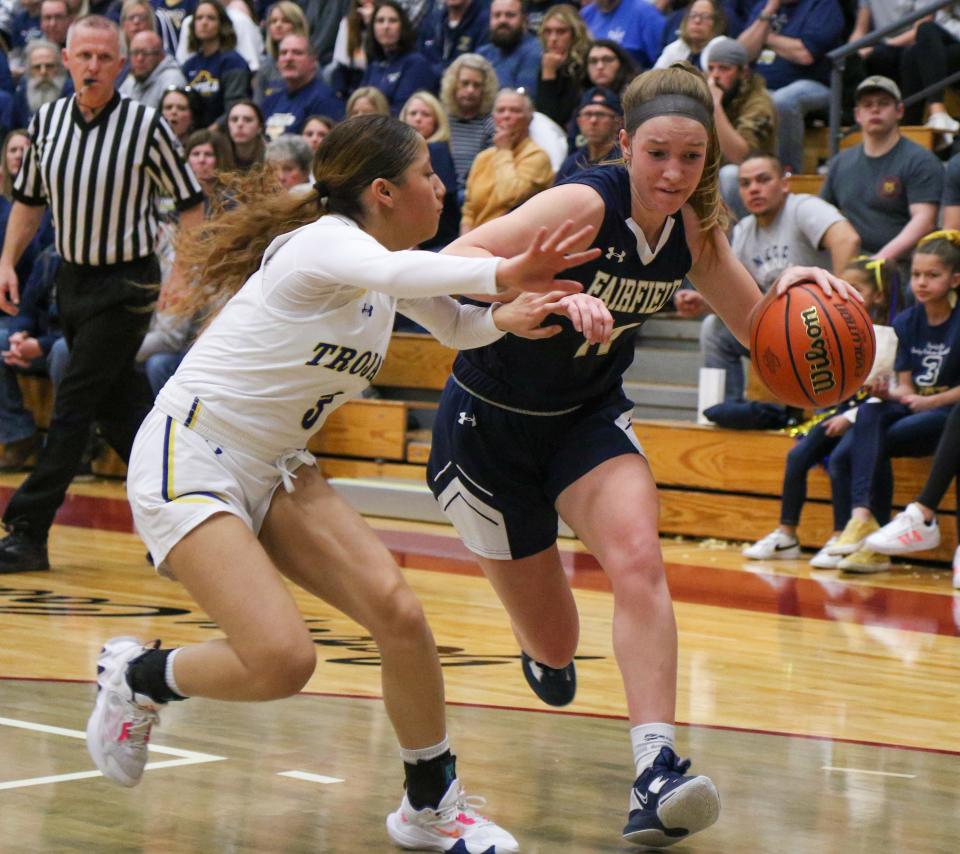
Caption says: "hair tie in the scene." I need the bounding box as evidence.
[918,229,960,247]
[864,257,885,295]
[314,179,331,198]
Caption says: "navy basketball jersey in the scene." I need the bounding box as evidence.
[454,165,692,411]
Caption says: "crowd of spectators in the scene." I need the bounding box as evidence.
[2,0,960,500]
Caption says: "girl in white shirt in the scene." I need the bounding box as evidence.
[85,114,609,854]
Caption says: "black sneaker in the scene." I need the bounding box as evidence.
[0,529,50,573]
[521,651,576,706]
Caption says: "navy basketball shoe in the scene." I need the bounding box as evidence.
[622,746,720,848]
[521,651,576,706]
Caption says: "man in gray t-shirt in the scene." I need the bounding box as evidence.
[676,152,860,400]
[820,76,941,261]
[942,151,960,230]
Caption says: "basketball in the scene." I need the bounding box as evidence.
[750,284,876,409]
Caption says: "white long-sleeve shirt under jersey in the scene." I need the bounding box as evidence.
[157,214,503,460]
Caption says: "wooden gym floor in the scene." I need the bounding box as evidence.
[0,474,958,853]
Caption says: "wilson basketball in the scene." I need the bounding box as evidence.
[750,285,876,409]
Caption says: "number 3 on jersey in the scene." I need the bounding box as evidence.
[301,392,343,429]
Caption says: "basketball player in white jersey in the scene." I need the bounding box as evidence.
[85,114,611,854]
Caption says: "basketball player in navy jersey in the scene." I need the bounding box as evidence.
[430,63,860,848]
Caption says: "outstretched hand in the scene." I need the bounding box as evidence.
[774,266,864,301]
[496,220,601,297]
[493,291,613,343]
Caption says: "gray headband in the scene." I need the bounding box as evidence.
[626,94,712,133]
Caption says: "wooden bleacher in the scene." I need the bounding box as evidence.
[12,334,952,563]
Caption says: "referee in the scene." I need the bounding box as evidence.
[0,14,204,573]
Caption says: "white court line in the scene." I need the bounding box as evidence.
[0,715,226,790]
[277,770,344,785]
[822,765,917,779]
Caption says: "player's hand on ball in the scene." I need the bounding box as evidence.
[774,266,864,302]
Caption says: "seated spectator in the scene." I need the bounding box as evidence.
[441,52,497,193]
[181,0,252,128]
[361,0,438,115]
[119,31,188,108]
[0,243,62,472]
[263,33,343,139]
[900,7,960,141]
[119,0,154,55]
[583,38,637,96]
[419,0,490,75]
[299,0,353,68]
[142,129,233,396]
[741,255,891,566]
[705,36,777,218]
[660,0,746,49]
[302,114,336,150]
[655,0,726,69]
[0,128,46,283]
[581,0,665,70]
[845,0,918,84]
[329,0,373,101]
[400,90,460,246]
[6,0,42,64]
[738,0,845,175]
[39,0,73,48]
[824,232,960,573]
[12,39,65,128]
[822,77,943,278]
[461,87,553,231]
[221,0,265,75]
[535,4,588,129]
[554,86,621,182]
[345,83,390,116]
[478,0,542,97]
[225,99,265,169]
[160,85,201,146]
[864,401,960,587]
[256,1,311,104]
[676,151,859,400]
[265,134,314,189]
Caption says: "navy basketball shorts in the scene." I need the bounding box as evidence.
[427,378,645,560]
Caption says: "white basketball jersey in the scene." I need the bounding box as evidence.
[156,215,501,460]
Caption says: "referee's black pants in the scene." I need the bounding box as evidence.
[3,256,157,540]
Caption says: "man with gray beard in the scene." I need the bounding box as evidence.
[14,40,68,126]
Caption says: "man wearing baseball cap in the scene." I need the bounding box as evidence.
[554,86,622,183]
[704,35,777,218]
[821,74,942,272]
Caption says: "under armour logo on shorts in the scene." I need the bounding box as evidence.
[458,412,477,426]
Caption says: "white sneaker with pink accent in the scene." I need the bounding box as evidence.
[86,636,163,787]
[386,778,519,852]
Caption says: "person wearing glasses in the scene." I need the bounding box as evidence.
[583,39,637,96]
[581,0,665,70]
[554,86,622,182]
[11,39,67,127]
[38,0,72,47]
[655,0,728,69]
[119,30,188,108]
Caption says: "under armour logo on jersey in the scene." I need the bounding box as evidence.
[360,303,374,317]
[606,247,626,262]
[458,412,477,426]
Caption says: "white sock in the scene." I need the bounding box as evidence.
[630,723,675,775]
[400,736,450,765]
[164,647,188,698]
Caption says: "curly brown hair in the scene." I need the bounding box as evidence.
[171,115,423,321]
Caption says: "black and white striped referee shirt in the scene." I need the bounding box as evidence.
[12,92,204,267]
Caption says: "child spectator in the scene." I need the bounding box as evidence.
[826,231,960,573]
